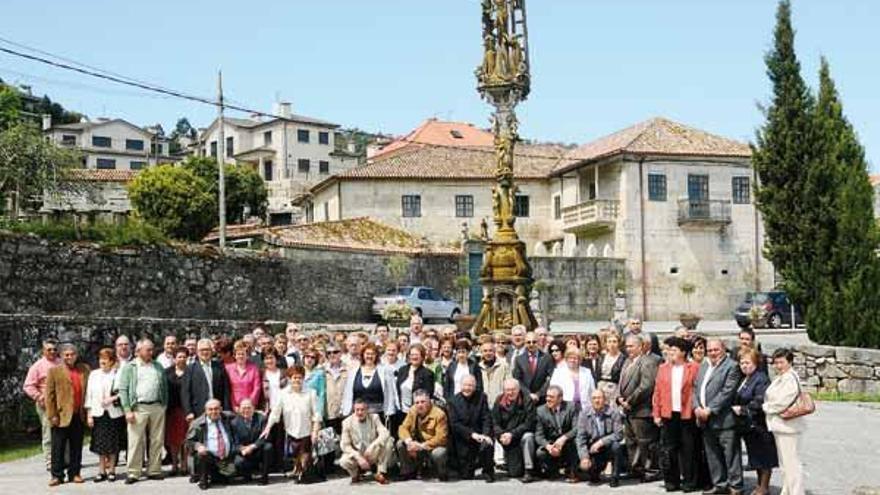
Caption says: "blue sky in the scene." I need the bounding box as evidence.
[1,1,877,169]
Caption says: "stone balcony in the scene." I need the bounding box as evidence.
[677,198,732,227]
[561,199,619,234]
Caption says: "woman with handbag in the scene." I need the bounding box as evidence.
[733,348,777,495]
[763,348,810,495]
[262,365,322,483]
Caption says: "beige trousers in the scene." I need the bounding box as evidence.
[126,403,166,478]
[775,432,805,495]
[339,438,393,476]
[36,404,52,469]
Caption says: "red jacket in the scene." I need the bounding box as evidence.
[652,361,700,420]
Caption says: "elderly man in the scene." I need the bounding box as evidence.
[535,385,579,482]
[534,327,550,353]
[508,325,527,363]
[623,319,660,356]
[182,338,231,422]
[230,398,271,485]
[694,339,744,495]
[492,378,537,482]
[117,338,168,484]
[45,343,90,487]
[512,331,554,404]
[115,335,133,366]
[157,334,178,369]
[184,337,198,365]
[340,398,393,485]
[408,316,424,344]
[23,338,61,471]
[342,334,362,369]
[576,389,625,487]
[448,375,495,482]
[397,389,449,481]
[284,323,303,366]
[478,338,510,405]
[187,399,238,490]
[617,334,660,483]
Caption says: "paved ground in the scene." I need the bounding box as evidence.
[2,402,877,495]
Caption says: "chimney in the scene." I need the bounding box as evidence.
[274,101,292,119]
[347,131,357,153]
[41,114,52,131]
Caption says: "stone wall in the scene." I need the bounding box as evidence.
[530,256,626,321]
[778,343,880,395]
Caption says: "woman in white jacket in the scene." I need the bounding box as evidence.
[762,348,806,495]
[85,348,125,482]
[549,347,595,411]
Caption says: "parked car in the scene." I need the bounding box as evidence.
[734,291,803,329]
[372,286,461,323]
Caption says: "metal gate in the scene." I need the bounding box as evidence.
[468,252,483,315]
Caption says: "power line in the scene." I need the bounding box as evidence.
[0,67,174,99]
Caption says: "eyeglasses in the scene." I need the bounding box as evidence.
[525,340,537,344]
[45,348,57,353]
[304,355,317,360]
[328,350,341,354]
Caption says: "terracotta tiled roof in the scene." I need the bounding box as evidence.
[869,174,880,187]
[371,118,495,159]
[264,217,459,255]
[554,117,751,175]
[65,169,139,183]
[202,222,267,243]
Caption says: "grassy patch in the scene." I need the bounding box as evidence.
[0,218,167,247]
[0,441,42,463]
[815,391,880,402]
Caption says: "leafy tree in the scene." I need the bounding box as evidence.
[0,86,21,131]
[181,156,267,223]
[172,117,196,140]
[0,123,81,218]
[127,164,217,241]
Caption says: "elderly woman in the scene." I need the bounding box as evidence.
[85,347,125,482]
[733,347,777,495]
[763,348,806,495]
[262,365,322,483]
[226,340,262,412]
[341,343,396,420]
[302,348,326,419]
[391,343,436,439]
[164,346,190,477]
[443,338,483,400]
[549,347,595,411]
[597,332,626,403]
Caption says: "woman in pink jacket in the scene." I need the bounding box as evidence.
[226,340,262,412]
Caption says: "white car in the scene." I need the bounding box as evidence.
[372,286,461,322]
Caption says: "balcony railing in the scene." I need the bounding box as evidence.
[561,199,619,234]
[677,199,732,226]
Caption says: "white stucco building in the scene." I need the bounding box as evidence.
[198,102,360,225]
[45,117,174,171]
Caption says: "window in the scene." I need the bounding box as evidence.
[553,195,561,220]
[210,141,218,157]
[125,139,144,151]
[319,160,330,174]
[263,160,273,181]
[61,135,76,146]
[648,173,667,201]
[318,131,329,145]
[225,136,234,157]
[402,195,421,217]
[732,176,751,204]
[92,136,111,148]
[96,158,116,169]
[150,143,163,155]
[688,174,710,201]
[513,194,530,217]
[129,161,147,170]
[455,195,474,217]
[297,129,310,143]
[298,159,310,173]
[263,131,273,146]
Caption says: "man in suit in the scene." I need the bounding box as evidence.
[623,319,660,356]
[507,325,528,365]
[230,398,271,485]
[397,389,449,481]
[512,331,554,405]
[187,399,239,490]
[45,343,90,487]
[182,338,231,421]
[693,339,744,495]
[576,389,625,487]
[492,378,538,482]
[616,334,661,482]
[448,375,495,483]
[534,385,579,482]
[340,398,393,485]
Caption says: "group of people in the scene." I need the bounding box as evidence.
[22,318,808,494]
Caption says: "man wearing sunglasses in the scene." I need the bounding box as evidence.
[512,332,554,405]
[23,339,62,471]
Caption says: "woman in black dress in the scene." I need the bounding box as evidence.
[164,347,189,476]
[733,347,778,495]
[85,348,126,482]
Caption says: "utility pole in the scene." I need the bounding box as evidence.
[217,70,227,248]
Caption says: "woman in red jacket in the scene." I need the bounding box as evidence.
[652,336,701,492]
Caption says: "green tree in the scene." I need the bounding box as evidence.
[0,123,81,218]
[181,156,267,223]
[0,85,21,131]
[127,164,217,241]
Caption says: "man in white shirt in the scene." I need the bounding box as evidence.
[187,399,237,490]
[156,335,177,369]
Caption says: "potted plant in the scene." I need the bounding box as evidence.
[678,281,702,330]
[382,300,413,328]
[748,303,767,329]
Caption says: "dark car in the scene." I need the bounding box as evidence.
[734,291,803,329]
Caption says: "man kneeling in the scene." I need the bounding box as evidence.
[230,399,272,485]
[396,389,449,481]
[187,399,238,490]
[340,399,392,485]
[576,389,625,487]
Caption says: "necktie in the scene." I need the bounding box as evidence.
[529,354,537,374]
[595,415,604,437]
[215,422,226,458]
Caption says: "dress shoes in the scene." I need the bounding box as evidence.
[521,471,537,483]
[374,473,390,485]
[609,478,620,488]
[71,475,84,483]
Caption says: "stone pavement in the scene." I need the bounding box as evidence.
[1,402,878,495]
